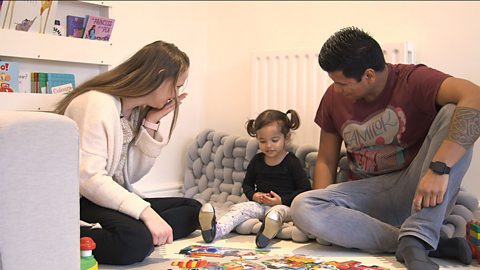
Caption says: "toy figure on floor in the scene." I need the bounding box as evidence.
[80,237,98,270]
[199,109,312,248]
[54,41,201,265]
[291,26,480,270]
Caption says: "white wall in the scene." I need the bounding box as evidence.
[204,1,480,198]
[108,1,480,198]
[108,1,209,195]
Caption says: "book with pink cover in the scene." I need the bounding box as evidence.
[82,15,115,41]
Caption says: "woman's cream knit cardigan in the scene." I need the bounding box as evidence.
[65,91,165,219]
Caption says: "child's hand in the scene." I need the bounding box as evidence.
[261,191,282,206]
[253,192,267,203]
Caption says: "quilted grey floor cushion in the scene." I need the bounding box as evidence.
[181,129,479,243]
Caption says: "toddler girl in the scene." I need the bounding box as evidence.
[199,109,311,248]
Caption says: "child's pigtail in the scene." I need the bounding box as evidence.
[285,109,300,131]
[245,119,257,137]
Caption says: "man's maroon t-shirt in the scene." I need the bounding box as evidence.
[315,64,450,180]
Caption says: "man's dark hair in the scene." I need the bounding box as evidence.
[318,26,386,81]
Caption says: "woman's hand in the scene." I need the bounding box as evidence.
[146,93,188,123]
[139,206,173,246]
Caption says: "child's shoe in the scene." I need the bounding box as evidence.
[199,203,216,243]
[255,210,282,248]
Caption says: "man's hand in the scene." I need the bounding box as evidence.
[412,170,448,213]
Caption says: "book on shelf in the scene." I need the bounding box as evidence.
[31,72,47,93]
[0,61,19,93]
[82,15,115,41]
[66,15,85,38]
[18,70,31,93]
[0,0,58,34]
[51,83,73,94]
[47,73,75,94]
[30,72,75,94]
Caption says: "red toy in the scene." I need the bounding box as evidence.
[80,237,98,270]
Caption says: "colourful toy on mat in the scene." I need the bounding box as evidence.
[80,237,98,270]
[171,259,212,268]
[467,220,480,263]
[179,245,269,259]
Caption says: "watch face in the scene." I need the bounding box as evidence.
[432,162,443,173]
[430,161,450,175]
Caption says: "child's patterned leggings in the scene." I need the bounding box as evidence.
[215,201,290,239]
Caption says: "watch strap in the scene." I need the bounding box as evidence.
[142,119,160,131]
[429,161,451,175]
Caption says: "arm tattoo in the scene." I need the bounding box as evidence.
[446,106,480,149]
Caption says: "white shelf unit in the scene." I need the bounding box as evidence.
[0,1,113,111]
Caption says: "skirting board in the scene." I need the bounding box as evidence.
[141,183,183,198]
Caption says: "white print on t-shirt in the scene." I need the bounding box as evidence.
[342,106,407,175]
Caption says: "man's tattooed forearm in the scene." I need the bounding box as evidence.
[447,106,480,149]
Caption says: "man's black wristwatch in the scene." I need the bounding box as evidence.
[429,161,451,175]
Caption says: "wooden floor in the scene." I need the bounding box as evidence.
[100,230,480,270]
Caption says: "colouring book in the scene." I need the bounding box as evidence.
[47,72,75,93]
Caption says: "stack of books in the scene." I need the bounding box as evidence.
[66,14,115,41]
[31,72,75,94]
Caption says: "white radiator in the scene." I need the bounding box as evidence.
[251,48,326,147]
[251,42,414,147]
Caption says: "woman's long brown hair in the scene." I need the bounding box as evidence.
[54,40,190,141]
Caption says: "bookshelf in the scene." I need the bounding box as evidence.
[0,1,114,111]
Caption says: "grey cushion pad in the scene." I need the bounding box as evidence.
[181,129,479,243]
